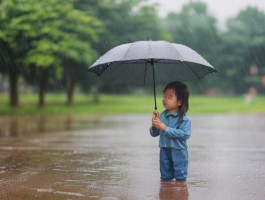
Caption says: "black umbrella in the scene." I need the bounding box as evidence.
[88,40,217,110]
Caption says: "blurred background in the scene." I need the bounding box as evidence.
[0,0,265,114]
[1,1,265,199]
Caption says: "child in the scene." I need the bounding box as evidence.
[150,81,191,181]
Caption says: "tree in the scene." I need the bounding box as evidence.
[221,7,265,94]
[0,0,102,107]
[0,0,32,107]
[75,0,169,52]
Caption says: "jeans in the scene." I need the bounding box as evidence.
[160,148,188,180]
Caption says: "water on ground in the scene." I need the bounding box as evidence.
[0,114,265,200]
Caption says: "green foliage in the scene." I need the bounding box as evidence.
[219,6,265,94]
[0,0,102,78]
[227,7,265,37]
[165,2,220,54]
[1,0,265,98]
[75,0,168,54]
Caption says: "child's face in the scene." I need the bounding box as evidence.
[163,88,181,112]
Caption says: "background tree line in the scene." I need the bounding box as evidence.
[0,0,265,108]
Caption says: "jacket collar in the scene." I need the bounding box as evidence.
[165,110,179,118]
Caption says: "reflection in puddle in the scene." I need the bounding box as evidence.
[160,181,189,200]
[0,115,111,137]
[9,117,18,137]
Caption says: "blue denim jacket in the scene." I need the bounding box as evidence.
[149,110,191,150]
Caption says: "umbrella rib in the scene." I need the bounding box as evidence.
[184,62,201,79]
[122,43,135,61]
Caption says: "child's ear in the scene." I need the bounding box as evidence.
[177,100,182,106]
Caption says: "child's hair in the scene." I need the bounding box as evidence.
[163,81,189,121]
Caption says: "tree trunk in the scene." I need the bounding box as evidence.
[38,69,47,108]
[9,66,19,107]
[66,67,75,106]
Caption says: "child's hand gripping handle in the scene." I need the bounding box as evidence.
[153,110,159,119]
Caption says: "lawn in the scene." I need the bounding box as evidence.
[0,93,265,115]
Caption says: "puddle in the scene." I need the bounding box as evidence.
[0,115,116,137]
[0,114,265,199]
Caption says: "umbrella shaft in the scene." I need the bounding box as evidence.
[151,61,157,110]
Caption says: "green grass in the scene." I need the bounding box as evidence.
[0,93,265,116]
[190,96,265,114]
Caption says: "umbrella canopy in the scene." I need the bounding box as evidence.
[88,40,217,109]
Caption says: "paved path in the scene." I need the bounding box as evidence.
[0,114,265,199]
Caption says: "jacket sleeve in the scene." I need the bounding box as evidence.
[149,126,160,137]
[164,118,191,140]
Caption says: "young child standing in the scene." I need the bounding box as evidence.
[150,81,191,181]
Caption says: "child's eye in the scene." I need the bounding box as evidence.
[163,95,172,100]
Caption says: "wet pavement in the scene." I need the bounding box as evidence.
[0,114,265,199]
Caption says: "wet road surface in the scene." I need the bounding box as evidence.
[0,114,265,199]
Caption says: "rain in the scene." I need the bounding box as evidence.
[1,0,265,199]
